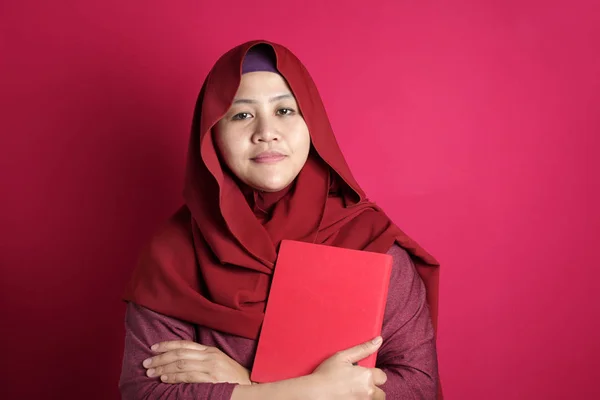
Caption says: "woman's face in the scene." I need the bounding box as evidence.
[214,71,311,192]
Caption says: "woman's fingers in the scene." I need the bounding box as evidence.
[147,359,212,377]
[142,342,250,386]
[150,340,208,353]
[158,371,216,384]
[143,348,209,368]
[373,387,387,400]
[335,336,383,365]
[371,368,388,386]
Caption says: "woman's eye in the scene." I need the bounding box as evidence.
[232,112,252,120]
[277,108,295,116]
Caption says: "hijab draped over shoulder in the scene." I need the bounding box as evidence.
[123,40,441,339]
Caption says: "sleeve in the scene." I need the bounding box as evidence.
[376,245,439,399]
[119,302,236,400]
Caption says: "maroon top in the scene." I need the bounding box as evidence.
[119,245,438,399]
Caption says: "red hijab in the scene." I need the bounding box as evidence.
[124,40,440,340]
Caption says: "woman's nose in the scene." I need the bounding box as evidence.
[252,116,279,143]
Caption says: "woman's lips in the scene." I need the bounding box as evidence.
[251,151,287,163]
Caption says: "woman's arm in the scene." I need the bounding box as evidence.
[119,302,236,400]
[119,244,435,400]
[120,303,385,400]
[377,245,439,399]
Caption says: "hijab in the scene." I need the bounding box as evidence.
[124,40,441,340]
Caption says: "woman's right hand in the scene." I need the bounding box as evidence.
[309,336,387,400]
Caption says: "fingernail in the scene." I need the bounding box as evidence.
[372,336,382,345]
[143,358,152,368]
[151,344,158,351]
[160,375,168,382]
[147,368,155,377]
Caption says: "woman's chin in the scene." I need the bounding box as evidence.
[247,177,293,192]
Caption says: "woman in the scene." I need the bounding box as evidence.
[120,40,441,399]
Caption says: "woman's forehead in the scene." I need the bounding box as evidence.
[234,72,295,99]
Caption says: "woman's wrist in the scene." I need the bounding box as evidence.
[231,374,319,400]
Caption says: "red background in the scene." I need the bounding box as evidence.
[2,1,599,399]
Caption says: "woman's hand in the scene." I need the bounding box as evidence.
[309,336,387,400]
[230,337,386,400]
[142,340,252,385]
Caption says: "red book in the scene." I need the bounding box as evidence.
[251,239,393,383]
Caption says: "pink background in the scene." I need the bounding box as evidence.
[2,1,599,399]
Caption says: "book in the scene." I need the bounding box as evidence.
[251,239,393,383]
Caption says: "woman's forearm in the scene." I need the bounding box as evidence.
[231,375,318,400]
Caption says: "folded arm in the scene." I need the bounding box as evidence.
[119,302,236,400]
[119,245,438,400]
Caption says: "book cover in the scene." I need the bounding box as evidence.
[251,239,393,383]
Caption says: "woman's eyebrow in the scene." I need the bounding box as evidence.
[232,93,294,104]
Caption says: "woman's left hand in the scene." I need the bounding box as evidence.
[142,340,252,385]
